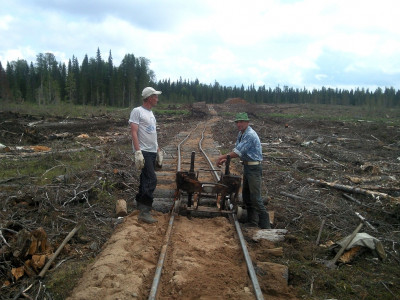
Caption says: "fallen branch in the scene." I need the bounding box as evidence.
[307,178,400,204]
[280,191,304,201]
[342,193,362,205]
[315,218,326,245]
[342,193,395,216]
[280,191,328,208]
[360,185,400,192]
[0,230,11,247]
[38,224,81,278]
[380,281,396,298]
[62,178,101,206]
[0,175,29,184]
[75,141,102,152]
[41,164,66,177]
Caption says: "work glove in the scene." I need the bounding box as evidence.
[156,150,163,168]
[134,150,145,170]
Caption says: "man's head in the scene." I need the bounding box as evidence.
[234,112,250,133]
[142,87,161,108]
[142,87,162,100]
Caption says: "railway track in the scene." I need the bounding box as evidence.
[68,114,274,300]
[148,116,264,299]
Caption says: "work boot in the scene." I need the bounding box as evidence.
[138,210,157,224]
[137,203,157,224]
[245,207,254,222]
[259,211,271,229]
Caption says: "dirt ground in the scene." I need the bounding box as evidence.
[1,103,400,299]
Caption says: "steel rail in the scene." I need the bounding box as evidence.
[198,121,220,182]
[149,122,201,299]
[177,123,200,172]
[148,213,176,300]
[197,121,264,300]
[228,200,265,300]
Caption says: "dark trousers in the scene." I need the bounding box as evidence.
[242,164,270,228]
[135,151,157,208]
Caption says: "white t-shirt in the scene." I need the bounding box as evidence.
[128,106,158,152]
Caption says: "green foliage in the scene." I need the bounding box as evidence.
[1,49,400,108]
[0,49,155,108]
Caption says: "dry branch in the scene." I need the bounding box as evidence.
[280,191,328,208]
[62,178,101,206]
[38,224,81,278]
[307,178,400,204]
[280,191,304,201]
[315,218,326,245]
[0,230,10,247]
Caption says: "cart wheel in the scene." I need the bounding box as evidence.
[236,206,243,219]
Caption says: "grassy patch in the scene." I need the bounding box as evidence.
[154,109,189,115]
[1,101,195,119]
[45,259,92,300]
[0,149,100,184]
[1,101,131,119]
[260,104,400,125]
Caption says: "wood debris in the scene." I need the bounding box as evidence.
[116,199,128,217]
[252,229,288,242]
[5,227,53,281]
[307,178,400,204]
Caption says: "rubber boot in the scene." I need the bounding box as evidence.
[259,210,271,229]
[137,203,157,224]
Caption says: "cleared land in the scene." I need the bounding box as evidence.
[0,103,399,299]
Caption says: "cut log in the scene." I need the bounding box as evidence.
[115,199,127,217]
[252,229,288,242]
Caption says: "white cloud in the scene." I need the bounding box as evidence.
[0,15,13,30]
[1,0,399,89]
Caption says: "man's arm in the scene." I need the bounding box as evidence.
[216,151,239,167]
[130,123,140,151]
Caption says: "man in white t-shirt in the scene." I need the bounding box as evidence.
[128,87,163,223]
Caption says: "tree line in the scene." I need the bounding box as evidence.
[1,48,399,108]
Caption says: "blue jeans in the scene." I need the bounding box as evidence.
[135,151,157,208]
[242,164,270,228]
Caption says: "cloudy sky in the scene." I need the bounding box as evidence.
[1,0,399,90]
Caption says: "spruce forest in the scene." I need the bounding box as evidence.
[1,48,399,108]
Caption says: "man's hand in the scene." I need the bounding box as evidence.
[216,156,227,168]
[156,150,163,168]
[135,150,145,170]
